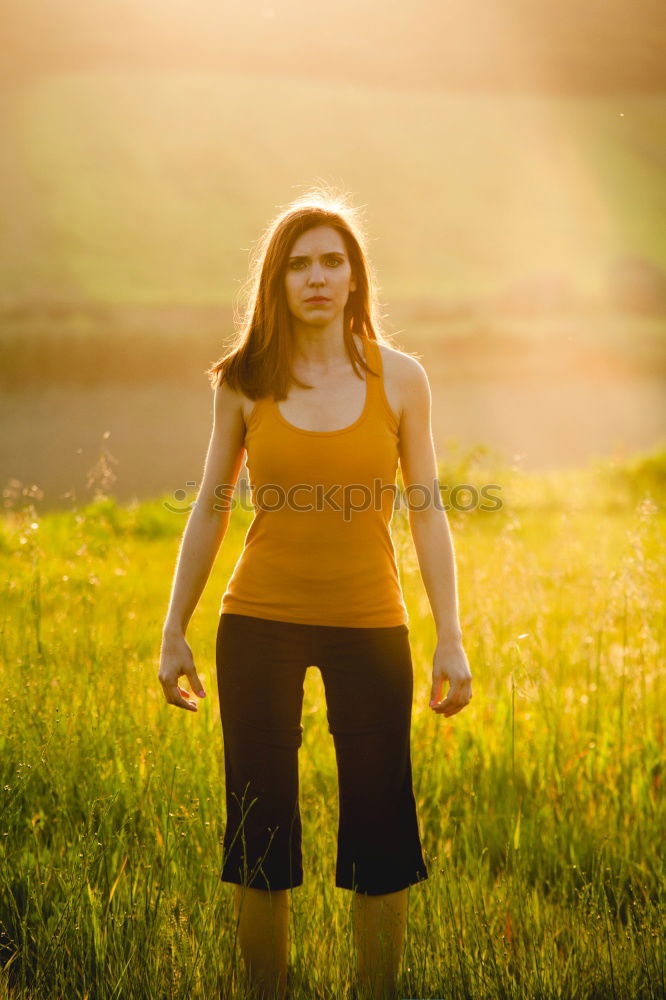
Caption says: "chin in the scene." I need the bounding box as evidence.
[299,310,337,325]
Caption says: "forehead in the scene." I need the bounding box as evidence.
[288,225,347,256]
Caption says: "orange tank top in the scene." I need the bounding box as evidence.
[220,335,409,627]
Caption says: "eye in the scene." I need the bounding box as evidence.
[288,257,343,270]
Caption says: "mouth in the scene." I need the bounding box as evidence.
[305,297,331,303]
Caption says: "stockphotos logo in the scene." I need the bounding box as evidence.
[163,476,504,519]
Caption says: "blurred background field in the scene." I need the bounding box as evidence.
[0,448,664,999]
[1,73,665,306]
[1,48,665,503]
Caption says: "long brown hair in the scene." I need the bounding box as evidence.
[206,188,389,399]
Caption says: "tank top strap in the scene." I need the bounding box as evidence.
[245,393,270,432]
[363,336,382,405]
[363,335,398,431]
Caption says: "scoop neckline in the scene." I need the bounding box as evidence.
[273,336,373,436]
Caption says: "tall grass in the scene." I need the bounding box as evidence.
[0,446,664,999]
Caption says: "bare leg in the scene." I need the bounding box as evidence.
[353,887,409,1000]
[233,885,290,1000]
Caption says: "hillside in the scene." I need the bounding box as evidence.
[0,71,665,307]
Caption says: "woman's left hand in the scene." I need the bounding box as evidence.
[429,637,473,717]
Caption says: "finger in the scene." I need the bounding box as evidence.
[433,686,472,716]
[165,682,198,712]
[171,695,198,712]
[184,665,206,699]
[176,684,201,710]
[429,676,444,707]
[434,700,464,716]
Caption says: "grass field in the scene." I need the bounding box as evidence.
[1,71,665,305]
[0,445,664,998]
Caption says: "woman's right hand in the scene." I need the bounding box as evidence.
[158,630,207,712]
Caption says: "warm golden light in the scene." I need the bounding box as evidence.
[1,0,664,494]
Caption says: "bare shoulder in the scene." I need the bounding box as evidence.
[213,375,243,411]
[376,340,428,384]
[376,341,429,422]
[213,376,255,432]
[213,376,252,432]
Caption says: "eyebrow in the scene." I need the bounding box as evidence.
[287,252,347,260]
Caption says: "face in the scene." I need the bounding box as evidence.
[283,225,357,328]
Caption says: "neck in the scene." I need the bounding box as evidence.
[290,320,358,370]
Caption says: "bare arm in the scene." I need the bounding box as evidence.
[158,379,246,711]
[398,355,472,717]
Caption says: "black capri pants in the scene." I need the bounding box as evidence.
[216,612,429,896]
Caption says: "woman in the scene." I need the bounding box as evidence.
[158,191,473,1000]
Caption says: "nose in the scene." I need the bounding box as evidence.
[308,263,326,286]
